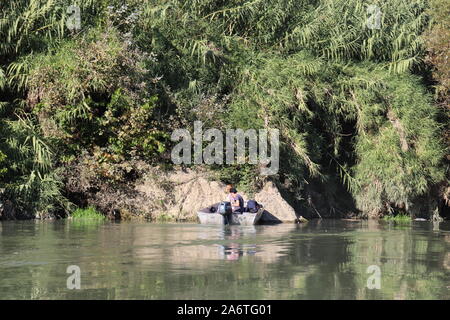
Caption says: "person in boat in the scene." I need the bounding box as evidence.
[228,188,244,213]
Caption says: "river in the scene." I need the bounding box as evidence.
[0,219,449,299]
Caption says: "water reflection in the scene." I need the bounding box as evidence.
[0,220,449,299]
[218,226,258,261]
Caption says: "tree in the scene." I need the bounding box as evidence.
[0,0,447,218]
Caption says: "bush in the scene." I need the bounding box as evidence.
[0,116,71,218]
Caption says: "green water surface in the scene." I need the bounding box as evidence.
[0,219,449,299]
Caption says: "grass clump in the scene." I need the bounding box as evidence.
[382,214,412,223]
[71,206,105,220]
[154,212,176,223]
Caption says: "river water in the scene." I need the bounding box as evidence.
[0,219,449,299]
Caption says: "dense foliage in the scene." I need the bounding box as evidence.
[424,0,450,104]
[0,0,448,219]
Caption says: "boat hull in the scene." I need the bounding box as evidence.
[197,203,264,225]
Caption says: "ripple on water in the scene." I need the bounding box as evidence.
[0,220,449,299]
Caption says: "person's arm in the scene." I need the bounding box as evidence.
[238,195,244,209]
[229,195,239,207]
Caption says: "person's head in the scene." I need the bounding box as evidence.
[229,188,238,195]
[225,184,233,194]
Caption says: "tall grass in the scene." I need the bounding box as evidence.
[382,214,412,223]
[71,206,105,220]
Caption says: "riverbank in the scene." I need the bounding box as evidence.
[2,165,300,222]
[61,165,302,223]
[1,1,449,224]
[1,164,448,222]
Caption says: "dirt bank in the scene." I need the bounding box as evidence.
[64,161,298,222]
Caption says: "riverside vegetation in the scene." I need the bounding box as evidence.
[0,0,449,221]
